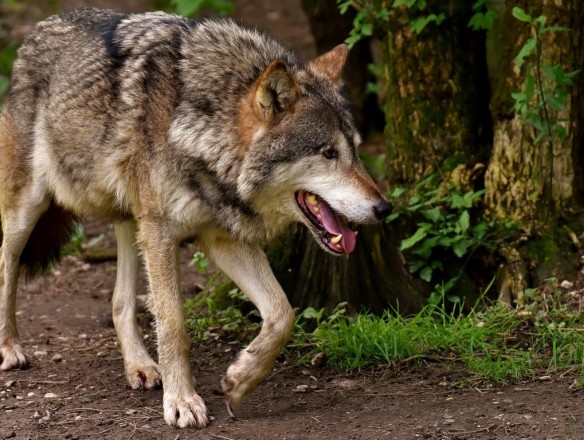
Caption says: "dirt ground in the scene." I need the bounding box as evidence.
[1,237,584,440]
[2,1,584,439]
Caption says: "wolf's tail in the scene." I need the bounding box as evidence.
[16,201,78,279]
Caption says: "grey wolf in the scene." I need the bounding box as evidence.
[0,8,392,428]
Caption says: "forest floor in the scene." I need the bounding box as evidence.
[1,231,583,440]
[2,0,584,439]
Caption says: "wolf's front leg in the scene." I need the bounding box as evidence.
[138,221,208,429]
[203,234,295,412]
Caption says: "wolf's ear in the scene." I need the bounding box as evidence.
[308,44,349,82]
[254,61,298,123]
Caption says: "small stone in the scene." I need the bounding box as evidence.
[27,392,35,397]
[125,409,137,415]
[44,393,58,399]
[51,354,63,363]
[33,411,40,418]
[4,380,15,388]
[294,384,309,393]
[78,334,88,339]
[75,415,82,420]
[34,350,48,356]
[443,419,455,424]
[15,395,23,400]
[310,352,325,368]
[538,375,551,381]
[560,280,574,290]
[96,352,106,357]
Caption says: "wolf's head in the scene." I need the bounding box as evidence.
[237,45,392,255]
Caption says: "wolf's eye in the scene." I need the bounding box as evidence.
[322,148,338,160]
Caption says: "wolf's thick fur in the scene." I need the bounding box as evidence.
[0,8,391,428]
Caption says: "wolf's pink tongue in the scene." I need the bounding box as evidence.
[318,200,357,254]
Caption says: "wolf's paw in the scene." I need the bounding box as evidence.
[221,350,273,410]
[126,363,161,390]
[0,342,30,371]
[163,392,209,428]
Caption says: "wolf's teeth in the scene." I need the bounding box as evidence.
[313,206,320,213]
[307,194,317,206]
[331,234,343,244]
[336,244,342,249]
[355,231,358,236]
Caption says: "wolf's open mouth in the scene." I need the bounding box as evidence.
[295,190,356,255]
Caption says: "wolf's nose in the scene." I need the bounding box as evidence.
[373,200,393,220]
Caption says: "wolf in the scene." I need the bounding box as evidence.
[0,8,392,428]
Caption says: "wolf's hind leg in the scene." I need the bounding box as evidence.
[112,221,161,390]
[203,235,295,410]
[0,196,50,371]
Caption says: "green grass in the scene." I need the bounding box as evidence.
[184,277,584,385]
[305,298,584,382]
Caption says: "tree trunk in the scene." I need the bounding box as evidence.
[382,1,492,185]
[270,222,427,315]
[300,0,384,135]
[484,0,584,223]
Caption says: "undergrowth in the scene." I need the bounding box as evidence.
[296,284,584,383]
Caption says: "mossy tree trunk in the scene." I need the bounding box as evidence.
[484,1,584,300]
[484,0,584,224]
[382,0,492,185]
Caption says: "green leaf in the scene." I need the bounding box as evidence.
[468,11,497,30]
[457,210,470,232]
[392,0,417,7]
[360,23,373,36]
[540,25,569,34]
[337,0,353,14]
[420,266,433,282]
[421,207,442,223]
[386,212,400,223]
[408,260,426,273]
[410,14,445,34]
[413,236,439,259]
[473,222,488,240]
[389,187,407,199]
[452,238,472,258]
[511,7,532,23]
[515,37,536,69]
[400,227,428,250]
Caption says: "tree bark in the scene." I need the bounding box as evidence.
[300,0,384,135]
[382,0,492,185]
[484,0,584,223]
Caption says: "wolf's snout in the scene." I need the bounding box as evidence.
[372,199,392,221]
